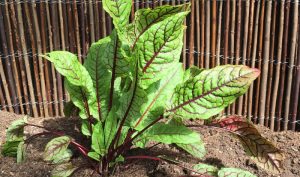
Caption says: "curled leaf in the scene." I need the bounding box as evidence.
[17,141,25,163]
[6,116,27,141]
[212,116,284,174]
[43,136,71,162]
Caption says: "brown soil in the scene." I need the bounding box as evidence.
[0,111,299,177]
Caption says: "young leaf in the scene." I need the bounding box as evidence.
[51,149,73,164]
[168,65,260,119]
[91,122,105,156]
[176,140,206,159]
[51,163,78,177]
[1,140,22,157]
[6,116,27,141]
[43,51,98,119]
[88,151,100,161]
[141,123,200,144]
[135,11,189,88]
[17,141,25,163]
[102,0,131,30]
[81,120,92,136]
[218,168,257,177]
[193,163,218,176]
[212,116,284,174]
[43,136,71,162]
[125,4,190,47]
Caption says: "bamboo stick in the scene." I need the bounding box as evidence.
[46,1,59,117]
[195,0,200,67]
[94,0,100,39]
[223,0,230,65]
[62,1,69,51]
[254,0,265,124]
[67,0,75,53]
[40,1,53,116]
[24,2,43,117]
[189,0,195,67]
[211,0,216,67]
[0,57,13,112]
[291,30,300,131]
[248,0,261,121]
[0,86,7,110]
[270,0,285,131]
[277,1,290,131]
[205,0,210,69]
[199,0,205,68]
[228,0,236,114]
[239,0,250,116]
[259,0,272,125]
[89,0,95,43]
[216,1,223,66]
[265,1,277,127]
[16,0,38,117]
[31,1,49,117]
[51,2,64,116]
[73,0,82,62]
[3,0,24,114]
[80,0,87,59]
[0,5,16,113]
[9,1,31,115]
[283,1,298,131]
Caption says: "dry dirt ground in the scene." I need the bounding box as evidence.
[0,111,299,177]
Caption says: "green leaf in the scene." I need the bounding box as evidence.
[43,51,98,119]
[51,163,77,177]
[17,141,25,163]
[102,0,131,30]
[124,4,190,47]
[43,136,71,162]
[81,120,92,136]
[168,65,260,119]
[51,149,73,164]
[135,11,189,88]
[133,63,184,130]
[176,140,206,159]
[88,151,100,161]
[142,123,199,144]
[1,140,21,157]
[6,116,27,141]
[193,163,218,176]
[91,122,105,156]
[104,110,118,149]
[218,168,257,177]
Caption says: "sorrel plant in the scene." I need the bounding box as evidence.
[1,1,284,176]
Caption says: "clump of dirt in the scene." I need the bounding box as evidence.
[0,111,299,177]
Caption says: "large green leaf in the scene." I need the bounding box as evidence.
[102,0,131,30]
[168,65,260,119]
[218,168,256,177]
[5,116,27,141]
[51,163,77,177]
[91,122,105,156]
[177,140,206,159]
[141,123,200,144]
[104,110,118,149]
[43,136,71,162]
[124,4,190,47]
[135,11,189,88]
[43,51,98,119]
[133,63,184,130]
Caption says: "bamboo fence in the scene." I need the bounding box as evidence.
[0,0,299,132]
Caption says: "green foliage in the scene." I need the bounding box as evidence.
[2,1,279,177]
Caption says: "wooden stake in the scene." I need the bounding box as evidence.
[259,0,272,125]
[270,0,285,131]
[205,0,210,69]
[16,0,38,117]
[199,0,205,68]
[216,1,223,66]
[283,1,298,130]
[211,0,216,67]
[189,0,195,67]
